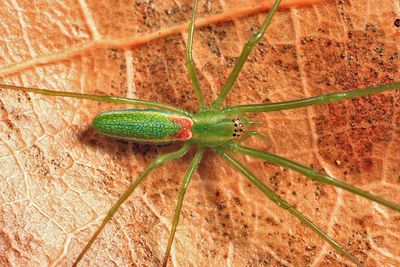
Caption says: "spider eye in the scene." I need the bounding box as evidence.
[232,118,245,138]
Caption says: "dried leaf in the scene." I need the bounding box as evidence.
[0,0,399,266]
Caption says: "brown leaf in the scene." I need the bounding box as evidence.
[0,0,399,266]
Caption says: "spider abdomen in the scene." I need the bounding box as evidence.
[92,109,192,142]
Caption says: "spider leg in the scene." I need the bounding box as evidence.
[214,147,362,267]
[162,147,204,267]
[73,144,191,266]
[186,0,206,110]
[226,143,400,212]
[0,83,190,116]
[211,0,282,110]
[223,81,400,115]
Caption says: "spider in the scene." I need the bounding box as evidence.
[0,0,399,266]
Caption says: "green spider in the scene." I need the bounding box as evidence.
[0,0,399,266]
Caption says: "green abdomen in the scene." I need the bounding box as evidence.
[92,109,192,142]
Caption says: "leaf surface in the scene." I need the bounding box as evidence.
[0,0,399,266]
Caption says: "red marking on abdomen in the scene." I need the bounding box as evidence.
[171,117,193,140]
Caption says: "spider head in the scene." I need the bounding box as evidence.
[231,118,244,139]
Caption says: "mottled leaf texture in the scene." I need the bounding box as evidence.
[0,0,399,266]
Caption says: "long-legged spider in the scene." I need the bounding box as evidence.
[0,0,398,266]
